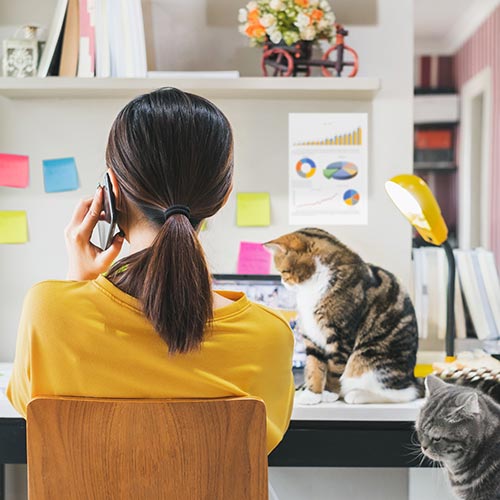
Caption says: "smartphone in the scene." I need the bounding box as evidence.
[97,173,118,250]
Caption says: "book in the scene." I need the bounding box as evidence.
[77,0,96,77]
[413,248,429,339]
[454,249,490,339]
[454,272,467,340]
[435,247,447,339]
[107,0,121,77]
[38,0,69,77]
[94,0,110,77]
[413,247,467,341]
[120,0,134,76]
[59,0,79,76]
[129,0,147,77]
[424,248,440,339]
[475,249,500,338]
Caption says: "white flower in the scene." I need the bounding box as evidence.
[295,12,310,29]
[324,12,336,24]
[269,30,283,43]
[317,18,329,30]
[238,8,248,22]
[301,26,316,41]
[239,23,249,34]
[270,0,285,10]
[309,0,319,6]
[260,13,276,28]
[266,24,278,35]
[246,1,258,11]
[320,0,331,10]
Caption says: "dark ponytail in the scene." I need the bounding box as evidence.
[105,88,233,354]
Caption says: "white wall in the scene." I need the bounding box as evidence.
[0,0,413,361]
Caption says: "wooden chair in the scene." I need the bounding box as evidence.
[27,396,268,500]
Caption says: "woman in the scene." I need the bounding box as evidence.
[7,88,295,453]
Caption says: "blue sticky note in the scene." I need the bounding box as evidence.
[43,157,79,193]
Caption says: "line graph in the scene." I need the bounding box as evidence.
[295,193,338,208]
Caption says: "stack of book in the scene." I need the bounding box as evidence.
[412,247,500,342]
[38,0,147,78]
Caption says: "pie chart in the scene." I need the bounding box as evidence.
[296,158,316,178]
[323,161,358,180]
[343,189,360,206]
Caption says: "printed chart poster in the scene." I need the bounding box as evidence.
[289,113,368,225]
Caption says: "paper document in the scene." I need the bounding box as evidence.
[289,113,368,225]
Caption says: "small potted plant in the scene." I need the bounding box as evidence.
[238,0,336,61]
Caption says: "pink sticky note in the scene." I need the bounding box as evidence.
[237,241,272,275]
[0,154,29,188]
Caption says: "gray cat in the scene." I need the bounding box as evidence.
[416,375,500,500]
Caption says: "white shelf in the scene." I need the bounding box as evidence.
[0,77,380,100]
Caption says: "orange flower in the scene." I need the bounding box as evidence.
[248,9,260,23]
[245,22,266,38]
[295,0,309,6]
[311,9,323,21]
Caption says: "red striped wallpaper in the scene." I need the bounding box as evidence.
[454,6,500,266]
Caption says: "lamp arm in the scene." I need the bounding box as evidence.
[442,240,456,361]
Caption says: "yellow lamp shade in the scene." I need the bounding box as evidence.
[385,174,448,245]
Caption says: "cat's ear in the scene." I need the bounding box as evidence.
[263,241,286,255]
[458,392,480,416]
[425,375,448,395]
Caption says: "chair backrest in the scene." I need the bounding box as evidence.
[27,396,268,500]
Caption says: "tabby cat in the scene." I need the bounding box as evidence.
[265,228,422,405]
[417,375,500,500]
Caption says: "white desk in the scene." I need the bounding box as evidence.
[0,364,17,419]
[0,362,424,421]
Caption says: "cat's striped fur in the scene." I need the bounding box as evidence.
[417,376,500,500]
[265,228,422,404]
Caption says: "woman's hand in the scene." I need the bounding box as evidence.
[65,187,124,281]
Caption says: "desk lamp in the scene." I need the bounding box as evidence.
[385,174,456,362]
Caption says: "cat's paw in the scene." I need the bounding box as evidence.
[296,389,322,405]
[321,391,339,403]
[344,390,373,404]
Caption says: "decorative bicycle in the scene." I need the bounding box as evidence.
[261,24,359,78]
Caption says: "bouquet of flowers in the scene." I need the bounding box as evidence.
[238,0,336,47]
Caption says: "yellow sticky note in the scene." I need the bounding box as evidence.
[237,192,271,227]
[201,220,207,231]
[0,211,28,244]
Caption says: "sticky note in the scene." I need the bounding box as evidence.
[0,211,28,244]
[237,241,271,275]
[43,157,79,193]
[201,220,207,231]
[236,192,270,227]
[0,153,29,188]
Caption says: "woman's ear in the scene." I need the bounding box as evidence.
[107,168,122,210]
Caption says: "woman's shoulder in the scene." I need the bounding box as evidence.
[243,301,295,347]
[23,279,94,315]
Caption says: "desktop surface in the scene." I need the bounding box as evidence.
[0,362,424,422]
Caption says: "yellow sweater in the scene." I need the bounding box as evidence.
[7,275,295,453]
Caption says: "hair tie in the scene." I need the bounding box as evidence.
[163,205,191,222]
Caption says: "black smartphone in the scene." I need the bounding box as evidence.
[97,173,118,250]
